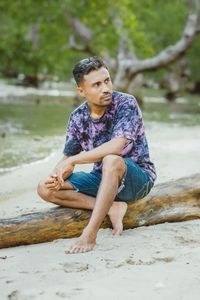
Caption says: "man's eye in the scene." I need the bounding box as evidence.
[105,78,110,83]
[95,82,100,87]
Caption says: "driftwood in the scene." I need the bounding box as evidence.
[0,174,200,249]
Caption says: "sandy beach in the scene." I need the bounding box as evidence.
[0,123,200,300]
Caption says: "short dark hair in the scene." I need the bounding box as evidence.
[72,56,108,86]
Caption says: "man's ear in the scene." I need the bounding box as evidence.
[76,86,85,98]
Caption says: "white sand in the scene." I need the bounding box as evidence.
[0,123,200,300]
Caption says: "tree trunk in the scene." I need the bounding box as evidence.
[0,173,199,249]
[159,58,190,101]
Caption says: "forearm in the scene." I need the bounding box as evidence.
[69,137,127,165]
[51,155,68,175]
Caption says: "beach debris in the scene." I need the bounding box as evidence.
[55,291,67,298]
[7,290,20,300]
[153,256,174,263]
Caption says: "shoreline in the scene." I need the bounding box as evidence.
[0,149,60,177]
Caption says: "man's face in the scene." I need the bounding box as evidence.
[77,67,113,107]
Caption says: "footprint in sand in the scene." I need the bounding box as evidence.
[106,256,174,268]
[62,262,89,273]
[105,258,149,268]
[55,291,67,298]
[56,288,84,298]
[175,236,200,245]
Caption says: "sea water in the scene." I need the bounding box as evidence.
[0,85,199,174]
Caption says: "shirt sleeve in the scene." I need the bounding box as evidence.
[111,97,143,143]
[63,114,82,156]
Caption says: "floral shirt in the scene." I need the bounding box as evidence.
[63,91,156,182]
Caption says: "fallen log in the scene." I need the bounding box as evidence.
[0,173,200,249]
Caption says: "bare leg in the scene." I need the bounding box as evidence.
[38,178,127,235]
[65,155,127,254]
[37,156,127,254]
[108,201,128,235]
[59,176,128,236]
[38,182,96,210]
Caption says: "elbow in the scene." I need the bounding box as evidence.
[114,148,123,156]
[110,145,125,156]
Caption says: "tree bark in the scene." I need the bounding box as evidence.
[0,174,200,249]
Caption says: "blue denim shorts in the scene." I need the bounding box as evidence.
[66,157,154,202]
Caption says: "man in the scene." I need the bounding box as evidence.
[37,56,156,254]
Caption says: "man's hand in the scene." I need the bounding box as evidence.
[46,157,74,191]
[44,174,61,191]
[54,158,75,186]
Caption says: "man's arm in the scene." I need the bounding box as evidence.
[50,155,69,176]
[56,137,127,185]
[68,137,127,165]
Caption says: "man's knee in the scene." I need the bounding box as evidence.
[102,154,126,178]
[37,180,53,202]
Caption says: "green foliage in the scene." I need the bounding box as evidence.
[0,0,199,81]
[0,0,71,79]
[134,0,188,57]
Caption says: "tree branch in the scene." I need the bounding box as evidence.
[64,12,94,55]
[114,1,200,87]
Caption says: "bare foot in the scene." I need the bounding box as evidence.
[65,230,96,254]
[108,201,128,235]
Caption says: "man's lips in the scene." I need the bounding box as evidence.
[101,94,112,100]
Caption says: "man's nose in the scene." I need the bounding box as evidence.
[102,83,110,93]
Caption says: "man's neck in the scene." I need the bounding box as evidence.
[88,104,107,119]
